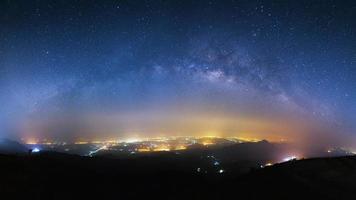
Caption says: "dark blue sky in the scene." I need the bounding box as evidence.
[1,0,356,145]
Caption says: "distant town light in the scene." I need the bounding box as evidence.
[283,156,297,162]
[218,169,224,173]
[125,138,140,143]
[32,148,40,153]
[26,140,38,145]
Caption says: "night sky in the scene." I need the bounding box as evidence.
[1,0,356,146]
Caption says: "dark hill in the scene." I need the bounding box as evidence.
[227,156,356,200]
[1,152,356,200]
[0,138,28,154]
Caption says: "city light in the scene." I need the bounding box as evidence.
[283,156,297,162]
[32,148,40,153]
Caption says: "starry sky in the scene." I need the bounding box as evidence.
[1,0,356,146]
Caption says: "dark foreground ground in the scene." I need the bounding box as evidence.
[1,152,356,200]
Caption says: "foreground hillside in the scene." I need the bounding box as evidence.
[231,156,356,200]
[1,152,356,200]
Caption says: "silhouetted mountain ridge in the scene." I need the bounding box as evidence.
[1,151,356,199]
[0,138,28,154]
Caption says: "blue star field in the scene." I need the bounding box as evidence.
[0,0,355,146]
